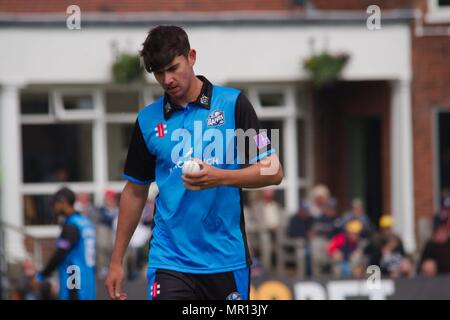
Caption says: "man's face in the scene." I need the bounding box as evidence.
[53,201,66,217]
[153,50,196,100]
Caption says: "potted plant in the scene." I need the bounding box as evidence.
[303,52,350,89]
[112,53,144,83]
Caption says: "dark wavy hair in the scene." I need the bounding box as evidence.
[140,25,191,73]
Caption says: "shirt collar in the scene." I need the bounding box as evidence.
[163,75,212,120]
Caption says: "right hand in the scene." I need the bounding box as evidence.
[105,262,127,300]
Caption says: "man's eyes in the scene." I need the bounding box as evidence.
[167,66,178,72]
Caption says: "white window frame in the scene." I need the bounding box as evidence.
[426,0,450,23]
[53,89,100,121]
[237,83,313,215]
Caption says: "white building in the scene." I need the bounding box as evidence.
[0,8,415,262]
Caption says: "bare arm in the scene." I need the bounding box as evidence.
[105,181,149,299]
[182,154,283,190]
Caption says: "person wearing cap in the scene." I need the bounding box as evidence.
[327,219,365,278]
[363,214,405,270]
[336,198,374,238]
[35,187,96,300]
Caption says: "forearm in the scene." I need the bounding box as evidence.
[111,182,148,265]
[222,155,283,188]
[39,248,69,278]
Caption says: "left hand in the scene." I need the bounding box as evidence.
[181,159,224,191]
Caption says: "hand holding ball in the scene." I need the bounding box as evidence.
[182,160,202,175]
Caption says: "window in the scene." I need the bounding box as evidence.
[62,94,94,111]
[105,91,141,114]
[23,194,58,225]
[20,92,50,115]
[437,111,450,205]
[259,92,285,107]
[107,123,134,181]
[53,91,97,119]
[22,123,93,183]
[426,0,450,22]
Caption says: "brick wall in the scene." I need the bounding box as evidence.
[312,0,419,10]
[0,0,302,13]
[412,34,450,224]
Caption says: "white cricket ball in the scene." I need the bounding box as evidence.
[182,160,202,174]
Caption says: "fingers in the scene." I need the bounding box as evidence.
[105,272,125,300]
[183,169,207,179]
[183,183,202,191]
[181,175,206,186]
[114,277,124,300]
[105,276,116,300]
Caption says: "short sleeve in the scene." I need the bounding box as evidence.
[123,119,156,185]
[235,93,275,166]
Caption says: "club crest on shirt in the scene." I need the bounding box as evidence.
[199,93,209,106]
[155,123,167,138]
[207,110,225,127]
[226,292,242,300]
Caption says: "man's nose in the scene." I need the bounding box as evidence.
[164,74,174,86]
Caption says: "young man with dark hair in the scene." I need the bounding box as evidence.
[36,187,96,300]
[105,25,283,300]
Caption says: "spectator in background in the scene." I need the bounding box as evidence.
[303,184,331,219]
[398,255,416,279]
[245,189,282,271]
[419,217,450,277]
[433,196,450,231]
[287,203,315,277]
[75,192,97,223]
[288,203,314,239]
[364,214,405,270]
[327,219,365,278]
[299,185,338,277]
[262,188,282,235]
[11,259,54,300]
[379,234,405,277]
[336,198,374,238]
[96,190,119,279]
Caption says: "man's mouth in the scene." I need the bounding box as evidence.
[167,86,178,93]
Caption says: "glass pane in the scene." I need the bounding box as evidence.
[259,92,285,107]
[63,94,94,111]
[24,194,58,225]
[20,92,49,115]
[260,120,284,167]
[438,0,450,7]
[297,119,306,178]
[105,91,140,114]
[107,123,134,180]
[439,113,450,203]
[22,124,93,182]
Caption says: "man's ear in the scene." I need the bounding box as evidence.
[188,49,197,67]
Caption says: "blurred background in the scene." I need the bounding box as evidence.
[1,0,450,300]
